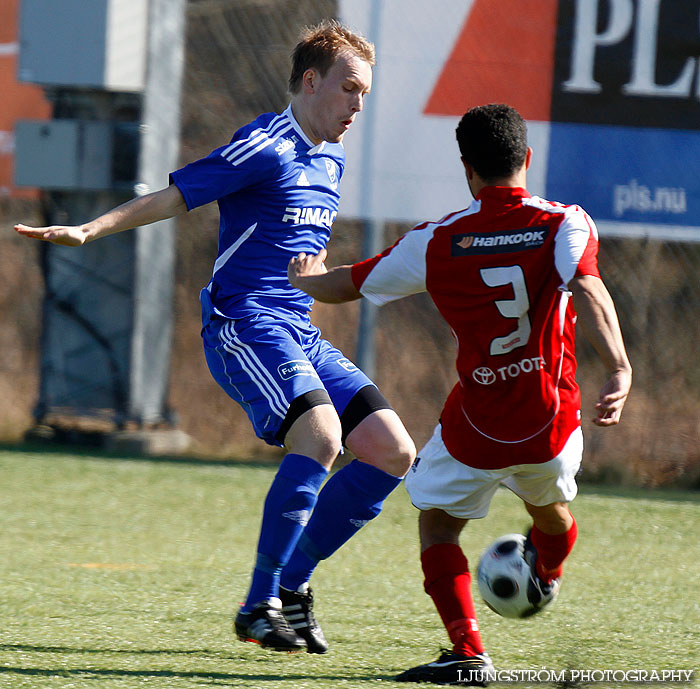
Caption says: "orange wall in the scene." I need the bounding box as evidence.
[0,0,51,197]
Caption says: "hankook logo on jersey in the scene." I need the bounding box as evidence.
[278,360,318,380]
[473,367,496,385]
[452,227,549,256]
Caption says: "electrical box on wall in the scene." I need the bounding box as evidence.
[15,0,186,435]
[14,119,140,191]
[17,0,148,92]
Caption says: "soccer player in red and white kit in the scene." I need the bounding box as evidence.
[288,103,631,685]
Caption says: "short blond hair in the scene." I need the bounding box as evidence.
[288,19,375,94]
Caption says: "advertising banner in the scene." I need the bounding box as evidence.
[339,0,700,239]
[0,0,50,197]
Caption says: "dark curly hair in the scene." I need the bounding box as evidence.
[456,104,528,182]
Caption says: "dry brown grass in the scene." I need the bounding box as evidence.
[3,200,700,487]
[2,0,699,487]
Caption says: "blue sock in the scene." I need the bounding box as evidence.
[242,454,328,611]
[280,459,402,591]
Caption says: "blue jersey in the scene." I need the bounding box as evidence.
[170,105,345,316]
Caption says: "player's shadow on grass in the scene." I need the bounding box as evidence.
[0,666,394,684]
[0,643,224,658]
[0,665,393,686]
[0,644,396,683]
[0,440,283,469]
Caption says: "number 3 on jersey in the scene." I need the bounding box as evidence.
[480,265,531,356]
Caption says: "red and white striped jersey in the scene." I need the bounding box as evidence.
[351,186,600,469]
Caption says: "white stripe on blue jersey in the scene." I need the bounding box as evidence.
[171,104,346,316]
[224,122,289,163]
[222,115,292,165]
[212,222,257,276]
[220,114,285,159]
[230,123,295,167]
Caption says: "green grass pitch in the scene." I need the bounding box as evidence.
[0,448,698,688]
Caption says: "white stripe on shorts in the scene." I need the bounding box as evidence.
[219,321,289,419]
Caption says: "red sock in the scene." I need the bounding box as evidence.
[421,543,484,657]
[531,515,578,582]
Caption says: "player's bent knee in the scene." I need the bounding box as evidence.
[301,433,342,467]
[349,421,416,477]
[339,385,393,442]
[342,388,416,476]
[419,509,466,549]
[277,389,335,444]
[387,442,417,476]
[525,501,573,534]
[282,393,343,466]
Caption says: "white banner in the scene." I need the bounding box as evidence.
[339,0,700,240]
[338,0,549,224]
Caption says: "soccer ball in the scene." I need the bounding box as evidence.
[476,533,557,618]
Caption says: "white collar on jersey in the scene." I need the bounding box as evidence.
[283,104,339,156]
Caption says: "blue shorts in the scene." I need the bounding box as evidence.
[201,293,377,446]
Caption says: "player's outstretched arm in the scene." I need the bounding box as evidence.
[14,184,187,247]
[288,249,362,303]
[570,274,632,427]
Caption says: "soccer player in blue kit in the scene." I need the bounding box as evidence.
[15,20,416,654]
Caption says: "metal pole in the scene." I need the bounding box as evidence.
[356,0,384,380]
[128,0,186,424]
